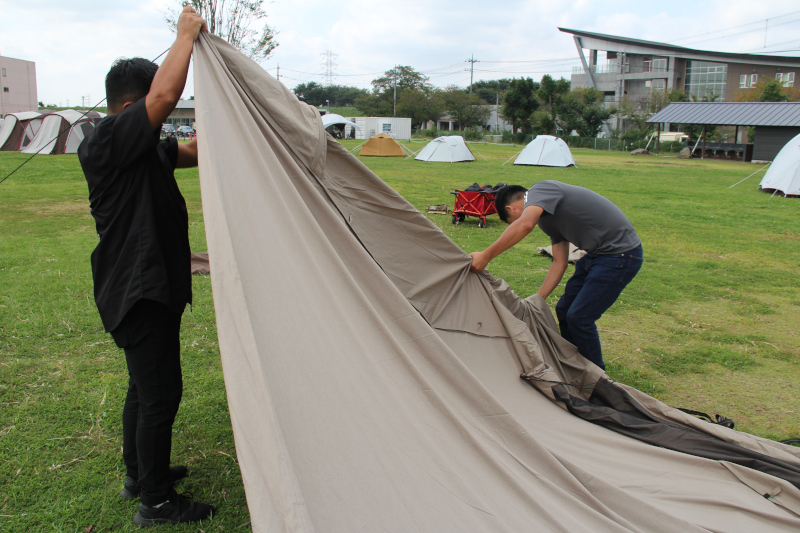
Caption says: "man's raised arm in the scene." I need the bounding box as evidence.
[145,7,206,132]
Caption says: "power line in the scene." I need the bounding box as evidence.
[671,9,800,48]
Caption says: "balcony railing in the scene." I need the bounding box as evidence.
[573,64,630,75]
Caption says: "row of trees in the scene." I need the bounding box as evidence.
[294,66,494,130]
[502,75,615,137]
[294,69,619,138]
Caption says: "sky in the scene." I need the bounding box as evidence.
[1,0,800,108]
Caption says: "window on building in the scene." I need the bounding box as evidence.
[750,74,758,87]
[3,87,8,93]
[685,61,727,100]
[643,58,667,73]
[776,72,795,87]
[739,75,748,88]
[1,68,5,77]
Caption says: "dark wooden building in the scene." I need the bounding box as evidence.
[647,102,800,161]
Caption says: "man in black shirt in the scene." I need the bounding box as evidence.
[79,7,214,527]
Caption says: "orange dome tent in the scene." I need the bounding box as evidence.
[358,133,405,157]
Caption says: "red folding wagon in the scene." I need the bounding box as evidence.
[450,188,498,228]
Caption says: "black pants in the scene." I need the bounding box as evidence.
[111,299,183,506]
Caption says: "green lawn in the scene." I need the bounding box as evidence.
[1,143,798,531]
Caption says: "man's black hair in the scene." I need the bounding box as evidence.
[494,185,528,223]
[105,58,158,111]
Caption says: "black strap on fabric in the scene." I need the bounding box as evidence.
[678,408,735,429]
[781,438,800,446]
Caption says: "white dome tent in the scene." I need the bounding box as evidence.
[321,113,360,138]
[513,135,576,167]
[415,136,475,163]
[22,110,105,155]
[759,132,800,197]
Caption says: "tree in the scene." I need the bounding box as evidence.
[396,89,444,129]
[440,86,490,130]
[502,77,540,134]
[293,82,368,107]
[354,92,391,117]
[371,66,432,95]
[356,66,433,117]
[537,75,570,134]
[734,77,800,102]
[471,79,512,104]
[166,0,278,60]
[556,88,614,137]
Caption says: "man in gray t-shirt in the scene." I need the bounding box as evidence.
[469,181,643,369]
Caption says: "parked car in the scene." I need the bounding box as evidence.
[161,123,176,138]
[176,125,195,137]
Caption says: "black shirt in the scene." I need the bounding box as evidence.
[79,98,191,332]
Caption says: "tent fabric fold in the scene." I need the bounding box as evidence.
[193,34,800,532]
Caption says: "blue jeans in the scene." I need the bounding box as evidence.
[555,244,643,370]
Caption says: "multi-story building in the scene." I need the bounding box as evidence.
[0,55,38,116]
[559,28,800,134]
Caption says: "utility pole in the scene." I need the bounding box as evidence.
[276,63,280,82]
[393,65,397,117]
[465,55,479,95]
[495,93,499,131]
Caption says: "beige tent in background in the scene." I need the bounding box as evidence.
[194,34,800,532]
[358,133,405,157]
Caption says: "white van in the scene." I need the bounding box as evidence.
[659,132,689,143]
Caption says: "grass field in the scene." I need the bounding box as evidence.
[1,142,798,531]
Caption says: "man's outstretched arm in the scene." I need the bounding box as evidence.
[469,205,544,273]
[145,7,206,132]
[536,240,569,299]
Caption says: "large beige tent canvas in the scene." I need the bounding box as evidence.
[193,34,800,532]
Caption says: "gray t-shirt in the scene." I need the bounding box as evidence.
[524,181,641,254]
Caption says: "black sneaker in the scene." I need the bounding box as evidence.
[133,491,215,527]
[120,465,188,500]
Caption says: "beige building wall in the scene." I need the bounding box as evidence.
[0,56,38,116]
